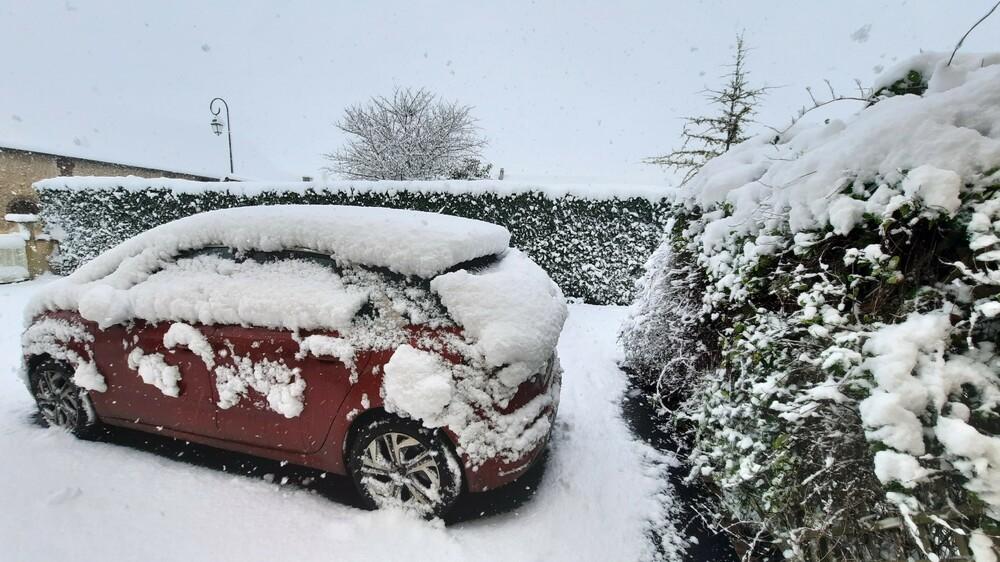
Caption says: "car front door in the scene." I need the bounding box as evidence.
[207,325,356,453]
[205,251,361,454]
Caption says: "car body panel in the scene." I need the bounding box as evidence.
[92,320,217,435]
[208,325,359,454]
[24,251,560,498]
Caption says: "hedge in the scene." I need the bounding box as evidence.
[36,179,670,305]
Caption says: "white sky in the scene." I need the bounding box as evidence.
[0,1,997,183]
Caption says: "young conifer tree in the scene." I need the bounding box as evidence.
[648,33,766,184]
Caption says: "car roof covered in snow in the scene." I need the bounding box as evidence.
[67,205,512,283]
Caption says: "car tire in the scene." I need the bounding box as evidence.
[29,359,98,437]
[348,415,462,518]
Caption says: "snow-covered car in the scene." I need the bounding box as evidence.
[21,205,567,516]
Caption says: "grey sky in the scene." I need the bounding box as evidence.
[0,1,995,183]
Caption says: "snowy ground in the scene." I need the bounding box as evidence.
[0,278,672,562]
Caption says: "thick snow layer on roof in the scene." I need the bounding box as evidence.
[678,52,1000,251]
[27,205,509,327]
[33,176,668,202]
[52,203,507,280]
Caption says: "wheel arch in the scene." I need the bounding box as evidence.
[25,353,100,432]
[344,407,390,459]
[26,353,56,376]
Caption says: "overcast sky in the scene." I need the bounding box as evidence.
[0,1,996,183]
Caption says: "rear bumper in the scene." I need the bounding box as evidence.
[458,354,562,493]
[463,385,560,493]
[464,424,552,492]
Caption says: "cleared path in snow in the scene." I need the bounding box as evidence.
[0,279,672,562]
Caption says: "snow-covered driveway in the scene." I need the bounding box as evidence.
[0,279,670,562]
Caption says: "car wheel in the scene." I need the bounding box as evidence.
[29,359,97,436]
[348,416,462,518]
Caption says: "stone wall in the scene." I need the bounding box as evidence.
[0,149,55,225]
[0,146,215,278]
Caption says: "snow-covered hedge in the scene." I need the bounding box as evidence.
[35,178,668,305]
[622,53,1000,559]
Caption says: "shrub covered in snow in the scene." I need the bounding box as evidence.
[622,53,1000,559]
[35,178,669,305]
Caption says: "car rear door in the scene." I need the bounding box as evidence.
[91,320,217,436]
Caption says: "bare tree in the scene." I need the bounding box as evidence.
[948,0,1000,66]
[647,34,766,185]
[325,88,487,181]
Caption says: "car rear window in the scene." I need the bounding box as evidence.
[443,252,504,275]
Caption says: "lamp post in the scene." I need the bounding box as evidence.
[209,97,234,176]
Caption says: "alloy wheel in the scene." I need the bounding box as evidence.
[358,431,443,513]
[34,365,83,430]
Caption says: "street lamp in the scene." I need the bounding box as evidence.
[209,97,234,176]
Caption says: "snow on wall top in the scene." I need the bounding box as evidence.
[55,204,510,283]
[33,176,668,202]
[676,52,1000,251]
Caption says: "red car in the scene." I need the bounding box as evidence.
[21,205,567,517]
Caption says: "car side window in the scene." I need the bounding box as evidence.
[245,249,342,273]
[131,246,372,331]
[175,246,243,262]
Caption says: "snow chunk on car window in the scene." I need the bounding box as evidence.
[127,255,369,333]
[431,249,567,387]
[63,204,508,282]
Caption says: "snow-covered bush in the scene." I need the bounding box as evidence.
[622,53,1000,559]
[620,217,718,412]
[35,179,668,305]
